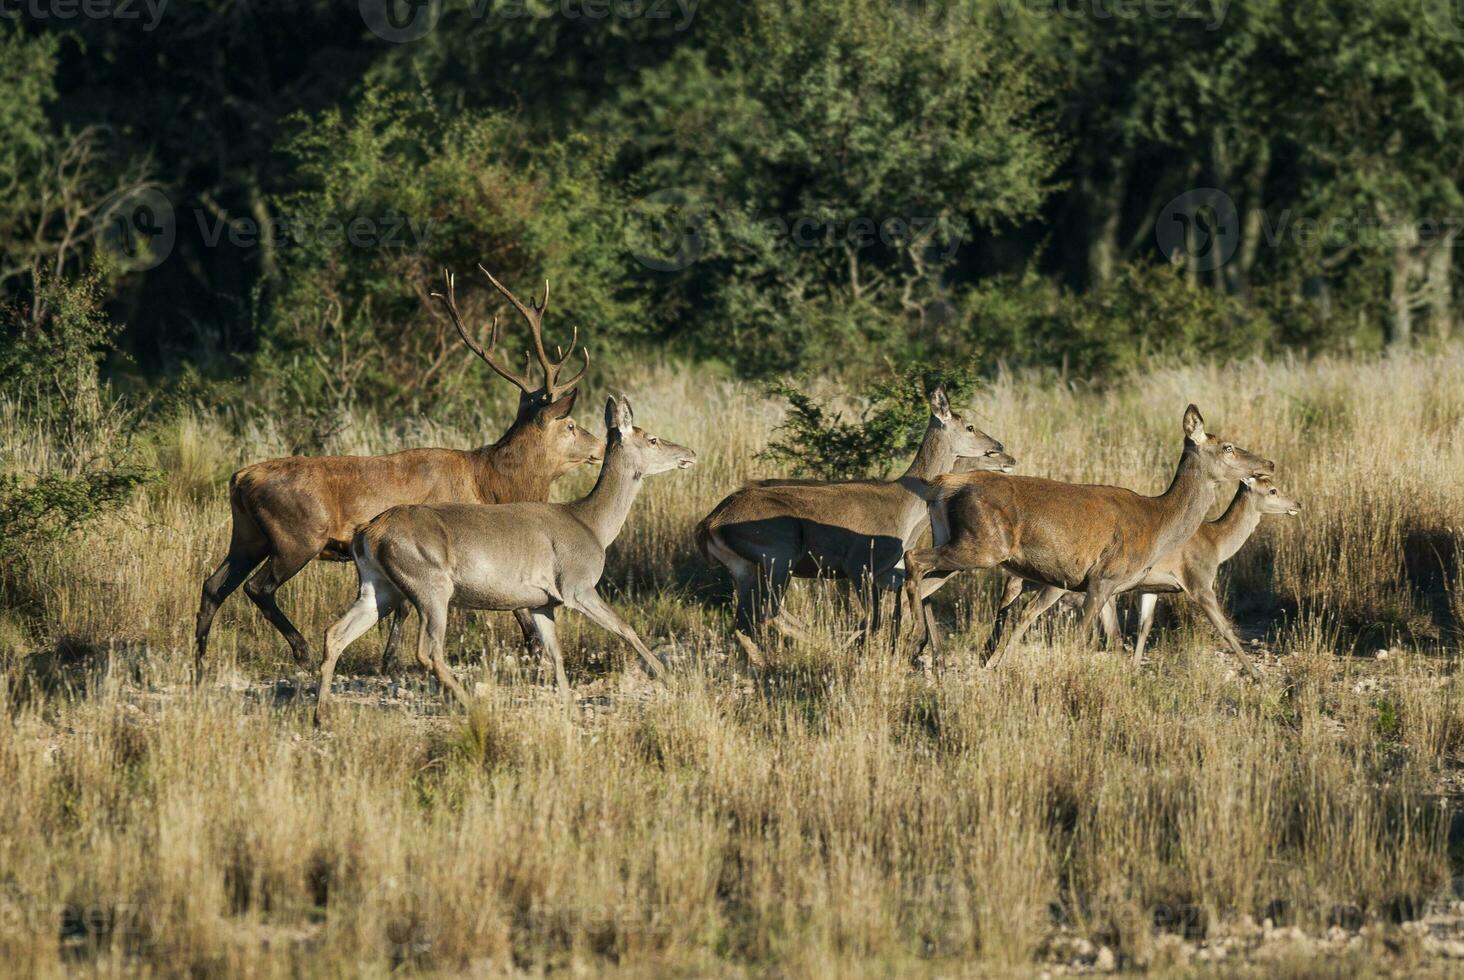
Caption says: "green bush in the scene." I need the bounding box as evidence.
[960,263,1277,377]
[0,271,155,583]
[758,361,982,480]
[255,87,647,418]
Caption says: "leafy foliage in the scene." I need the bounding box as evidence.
[961,262,1275,377]
[0,272,155,566]
[2,0,1462,400]
[0,469,153,563]
[759,361,982,480]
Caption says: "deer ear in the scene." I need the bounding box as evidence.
[604,396,620,434]
[547,388,578,420]
[930,385,952,421]
[618,396,634,433]
[1183,404,1206,443]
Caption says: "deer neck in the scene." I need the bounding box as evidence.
[1149,447,1219,558]
[900,419,954,482]
[1205,485,1264,564]
[891,419,957,540]
[473,422,557,503]
[569,440,643,548]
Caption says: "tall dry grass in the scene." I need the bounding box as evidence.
[1,351,1463,975]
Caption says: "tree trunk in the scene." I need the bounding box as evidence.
[1427,231,1455,341]
[1388,228,1418,348]
[1084,166,1126,288]
[1228,142,1270,299]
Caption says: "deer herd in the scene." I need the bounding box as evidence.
[193,266,1295,725]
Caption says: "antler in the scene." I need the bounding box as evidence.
[477,264,590,402]
[431,269,539,396]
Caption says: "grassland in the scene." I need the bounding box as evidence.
[3,351,1464,976]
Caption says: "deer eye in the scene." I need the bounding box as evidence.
[966,425,975,433]
[567,422,575,431]
[1270,488,1278,495]
[649,437,659,446]
[1223,444,1234,453]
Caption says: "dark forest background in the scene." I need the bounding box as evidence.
[4,0,1464,416]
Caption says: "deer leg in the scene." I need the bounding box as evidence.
[900,548,953,661]
[512,608,545,654]
[713,546,769,669]
[527,607,571,705]
[417,597,472,709]
[194,543,266,682]
[760,560,798,641]
[1134,593,1159,664]
[769,613,816,644]
[1076,580,1119,650]
[1191,586,1261,680]
[861,562,914,653]
[765,575,811,639]
[379,606,409,674]
[315,580,400,726]
[986,585,1066,669]
[734,559,797,665]
[731,572,768,670]
[982,574,1030,660]
[1100,598,1123,651]
[568,590,665,681]
[243,547,317,668]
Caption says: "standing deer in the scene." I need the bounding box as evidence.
[989,476,1300,668]
[315,396,695,723]
[903,405,1274,677]
[194,267,601,680]
[695,387,1008,666]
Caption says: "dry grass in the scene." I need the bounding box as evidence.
[2,352,1464,975]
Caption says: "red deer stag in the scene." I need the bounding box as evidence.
[194,267,601,680]
[315,396,696,723]
[903,405,1274,677]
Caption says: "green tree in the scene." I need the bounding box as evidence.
[609,0,1061,373]
[257,88,644,413]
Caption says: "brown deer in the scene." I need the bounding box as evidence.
[902,405,1274,676]
[695,387,1008,666]
[194,267,602,681]
[989,476,1300,671]
[315,396,695,723]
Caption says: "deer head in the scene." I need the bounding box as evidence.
[929,385,1007,464]
[1246,475,1301,516]
[605,396,696,475]
[1183,404,1273,484]
[433,267,601,468]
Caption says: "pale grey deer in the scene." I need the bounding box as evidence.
[315,396,694,723]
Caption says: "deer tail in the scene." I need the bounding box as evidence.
[693,515,715,565]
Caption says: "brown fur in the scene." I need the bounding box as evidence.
[194,269,602,678]
[902,405,1274,676]
[990,476,1301,665]
[696,389,1007,665]
[313,396,695,722]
